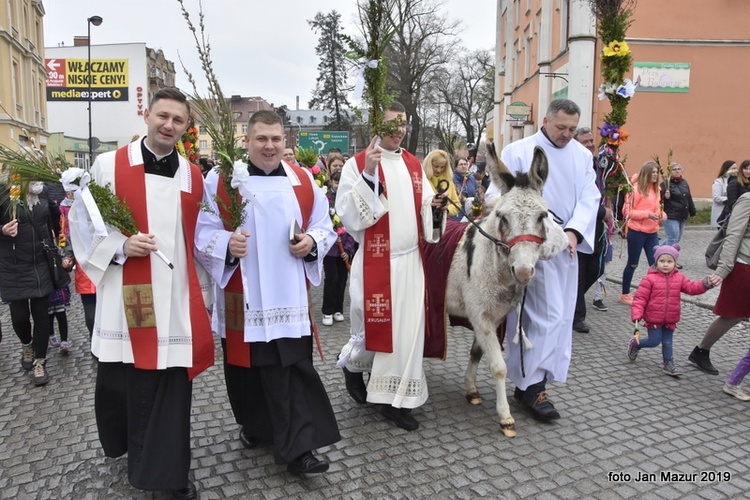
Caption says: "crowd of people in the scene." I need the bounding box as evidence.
[2,90,750,498]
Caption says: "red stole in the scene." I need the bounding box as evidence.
[217,163,315,368]
[354,149,425,352]
[114,145,214,380]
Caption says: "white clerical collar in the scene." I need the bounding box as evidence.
[143,140,173,161]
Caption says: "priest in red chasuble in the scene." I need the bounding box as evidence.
[69,88,212,499]
[195,110,340,474]
[335,101,447,432]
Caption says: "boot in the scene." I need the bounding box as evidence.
[688,346,718,375]
[21,343,34,371]
[520,380,560,421]
[32,358,50,386]
[342,367,368,404]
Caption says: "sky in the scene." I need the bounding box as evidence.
[43,0,497,110]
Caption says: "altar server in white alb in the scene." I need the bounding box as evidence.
[336,101,447,432]
[195,110,340,475]
[69,87,213,500]
[486,99,600,422]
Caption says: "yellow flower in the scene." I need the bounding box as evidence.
[9,185,20,198]
[315,179,323,187]
[333,214,341,225]
[602,40,630,58]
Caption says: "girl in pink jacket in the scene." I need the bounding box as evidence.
[627,244,718,376]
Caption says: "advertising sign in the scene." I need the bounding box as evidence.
[298,131,350,154]
[45,58,129,101]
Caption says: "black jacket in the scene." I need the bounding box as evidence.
[660,177,696,221]
[726,176,750,212]
[0,187,58,301]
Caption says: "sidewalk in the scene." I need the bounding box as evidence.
[1,225,748,498]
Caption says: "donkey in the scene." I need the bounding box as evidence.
[444,143,564,438]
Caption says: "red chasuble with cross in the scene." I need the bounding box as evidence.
[354,149,425,353]
[216,163,315,368]
[114,148,214,380]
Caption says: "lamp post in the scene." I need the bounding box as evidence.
[87,15,103,168]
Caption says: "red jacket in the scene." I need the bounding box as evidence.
[631,268,708,329]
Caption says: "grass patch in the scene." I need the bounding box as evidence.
[687,207,712,225]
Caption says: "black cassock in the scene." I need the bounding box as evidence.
[222,335,340,464]
[95,362,192,491]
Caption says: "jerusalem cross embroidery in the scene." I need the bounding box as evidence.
[225,292,245,331]
[411,171,423,193]
[367,233,389,257]
[123,284,157,328]
[366,294,391,317]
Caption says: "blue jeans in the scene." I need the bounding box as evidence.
[636,326,675,362]
[661,218,685,246]
[622,229,659,293]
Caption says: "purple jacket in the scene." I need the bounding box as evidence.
[631,268,708,329]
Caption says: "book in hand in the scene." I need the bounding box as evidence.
[290,219,302,244]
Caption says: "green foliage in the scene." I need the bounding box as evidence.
[88,181,139,236]
[344,0,404,138]
[295,146,319,168]
[177,0,246,229]
[308,10,351,130]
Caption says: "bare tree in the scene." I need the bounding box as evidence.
[380,0,459,154]
[435,48,494,160]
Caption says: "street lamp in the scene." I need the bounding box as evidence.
[87,15,103,168]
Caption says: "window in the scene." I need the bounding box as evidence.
[513,41,520,86]
[524,28,531,79]
[296,116,303,124]
[323,116,329,124]
[309,116,316,124]
[199,140,207,149]
[242,124,248,134]
[74,152,89,170]
[232,112,241,120]
[199,126,206,134]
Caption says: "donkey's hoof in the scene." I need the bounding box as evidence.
[500,422,516,438]
[465,392,483,405]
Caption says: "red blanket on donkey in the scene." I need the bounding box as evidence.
[420,218,505,360]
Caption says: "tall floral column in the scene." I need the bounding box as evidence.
[591,0,636,222]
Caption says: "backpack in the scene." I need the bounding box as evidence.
[706,214,730,270]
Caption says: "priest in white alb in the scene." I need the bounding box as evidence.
[336,101,447,432]
[485,99,600,422]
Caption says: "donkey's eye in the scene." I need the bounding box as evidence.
[537,213,547,224]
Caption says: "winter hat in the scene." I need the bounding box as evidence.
[653,244,680,262]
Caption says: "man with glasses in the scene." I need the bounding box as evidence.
[335,101,446,431]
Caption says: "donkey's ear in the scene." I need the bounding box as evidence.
[528,146,549,191]
[486,142,514,193]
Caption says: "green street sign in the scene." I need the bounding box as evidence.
[298,131,350,154]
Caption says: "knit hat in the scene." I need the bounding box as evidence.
[653,244,680,262]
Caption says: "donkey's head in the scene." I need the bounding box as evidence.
[484,144,549,285]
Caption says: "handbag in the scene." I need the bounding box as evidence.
[28,211,71,290]
[705,216,729,270]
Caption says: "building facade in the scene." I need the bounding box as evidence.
[0,0,49,151]
[194,95,273,159]
[494,0,750,198]
[45,41,177,163]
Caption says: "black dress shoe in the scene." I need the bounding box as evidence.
[521,386,560,422]
[172,480,197,500]
[343,367,368,404]
[573,321,590,333]
[513,386,525,401]
[239,429,261,449]
[287,451,329,474]
[380,405,419,431]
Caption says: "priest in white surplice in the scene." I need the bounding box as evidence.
[486,99,600,421]
[336,102,447,432]
[195,110,340,475]
[69,88,213,499]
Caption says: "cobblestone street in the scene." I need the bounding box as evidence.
[0,227,748,499]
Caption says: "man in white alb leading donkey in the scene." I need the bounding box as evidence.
[70,87,213,499]
[336,101,447,431]
[486,99,600,422]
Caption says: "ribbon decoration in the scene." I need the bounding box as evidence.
[61,169,107,258]
[352,59,379,103]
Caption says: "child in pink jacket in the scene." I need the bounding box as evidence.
[627,244,718,376]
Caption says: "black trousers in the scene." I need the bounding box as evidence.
[221,339,341,464]
[95,363,192,492]
[9,296,51,359]
[574,251,605,324]
[322,255,348,315]
[81,293,96,338]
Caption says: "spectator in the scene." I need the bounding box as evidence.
[725,159,750,213]
[327,152,345,175]
[712,160,737,227]
[688,192,750,376]
[620,162,665,305]
[660,162,696,249]
[423,149,461,219]
[453,156,478,205]
[627,244,715,376]
[282,147,299,166]
[0,180,59,386]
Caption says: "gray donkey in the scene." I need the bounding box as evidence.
[444,143,566,437]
